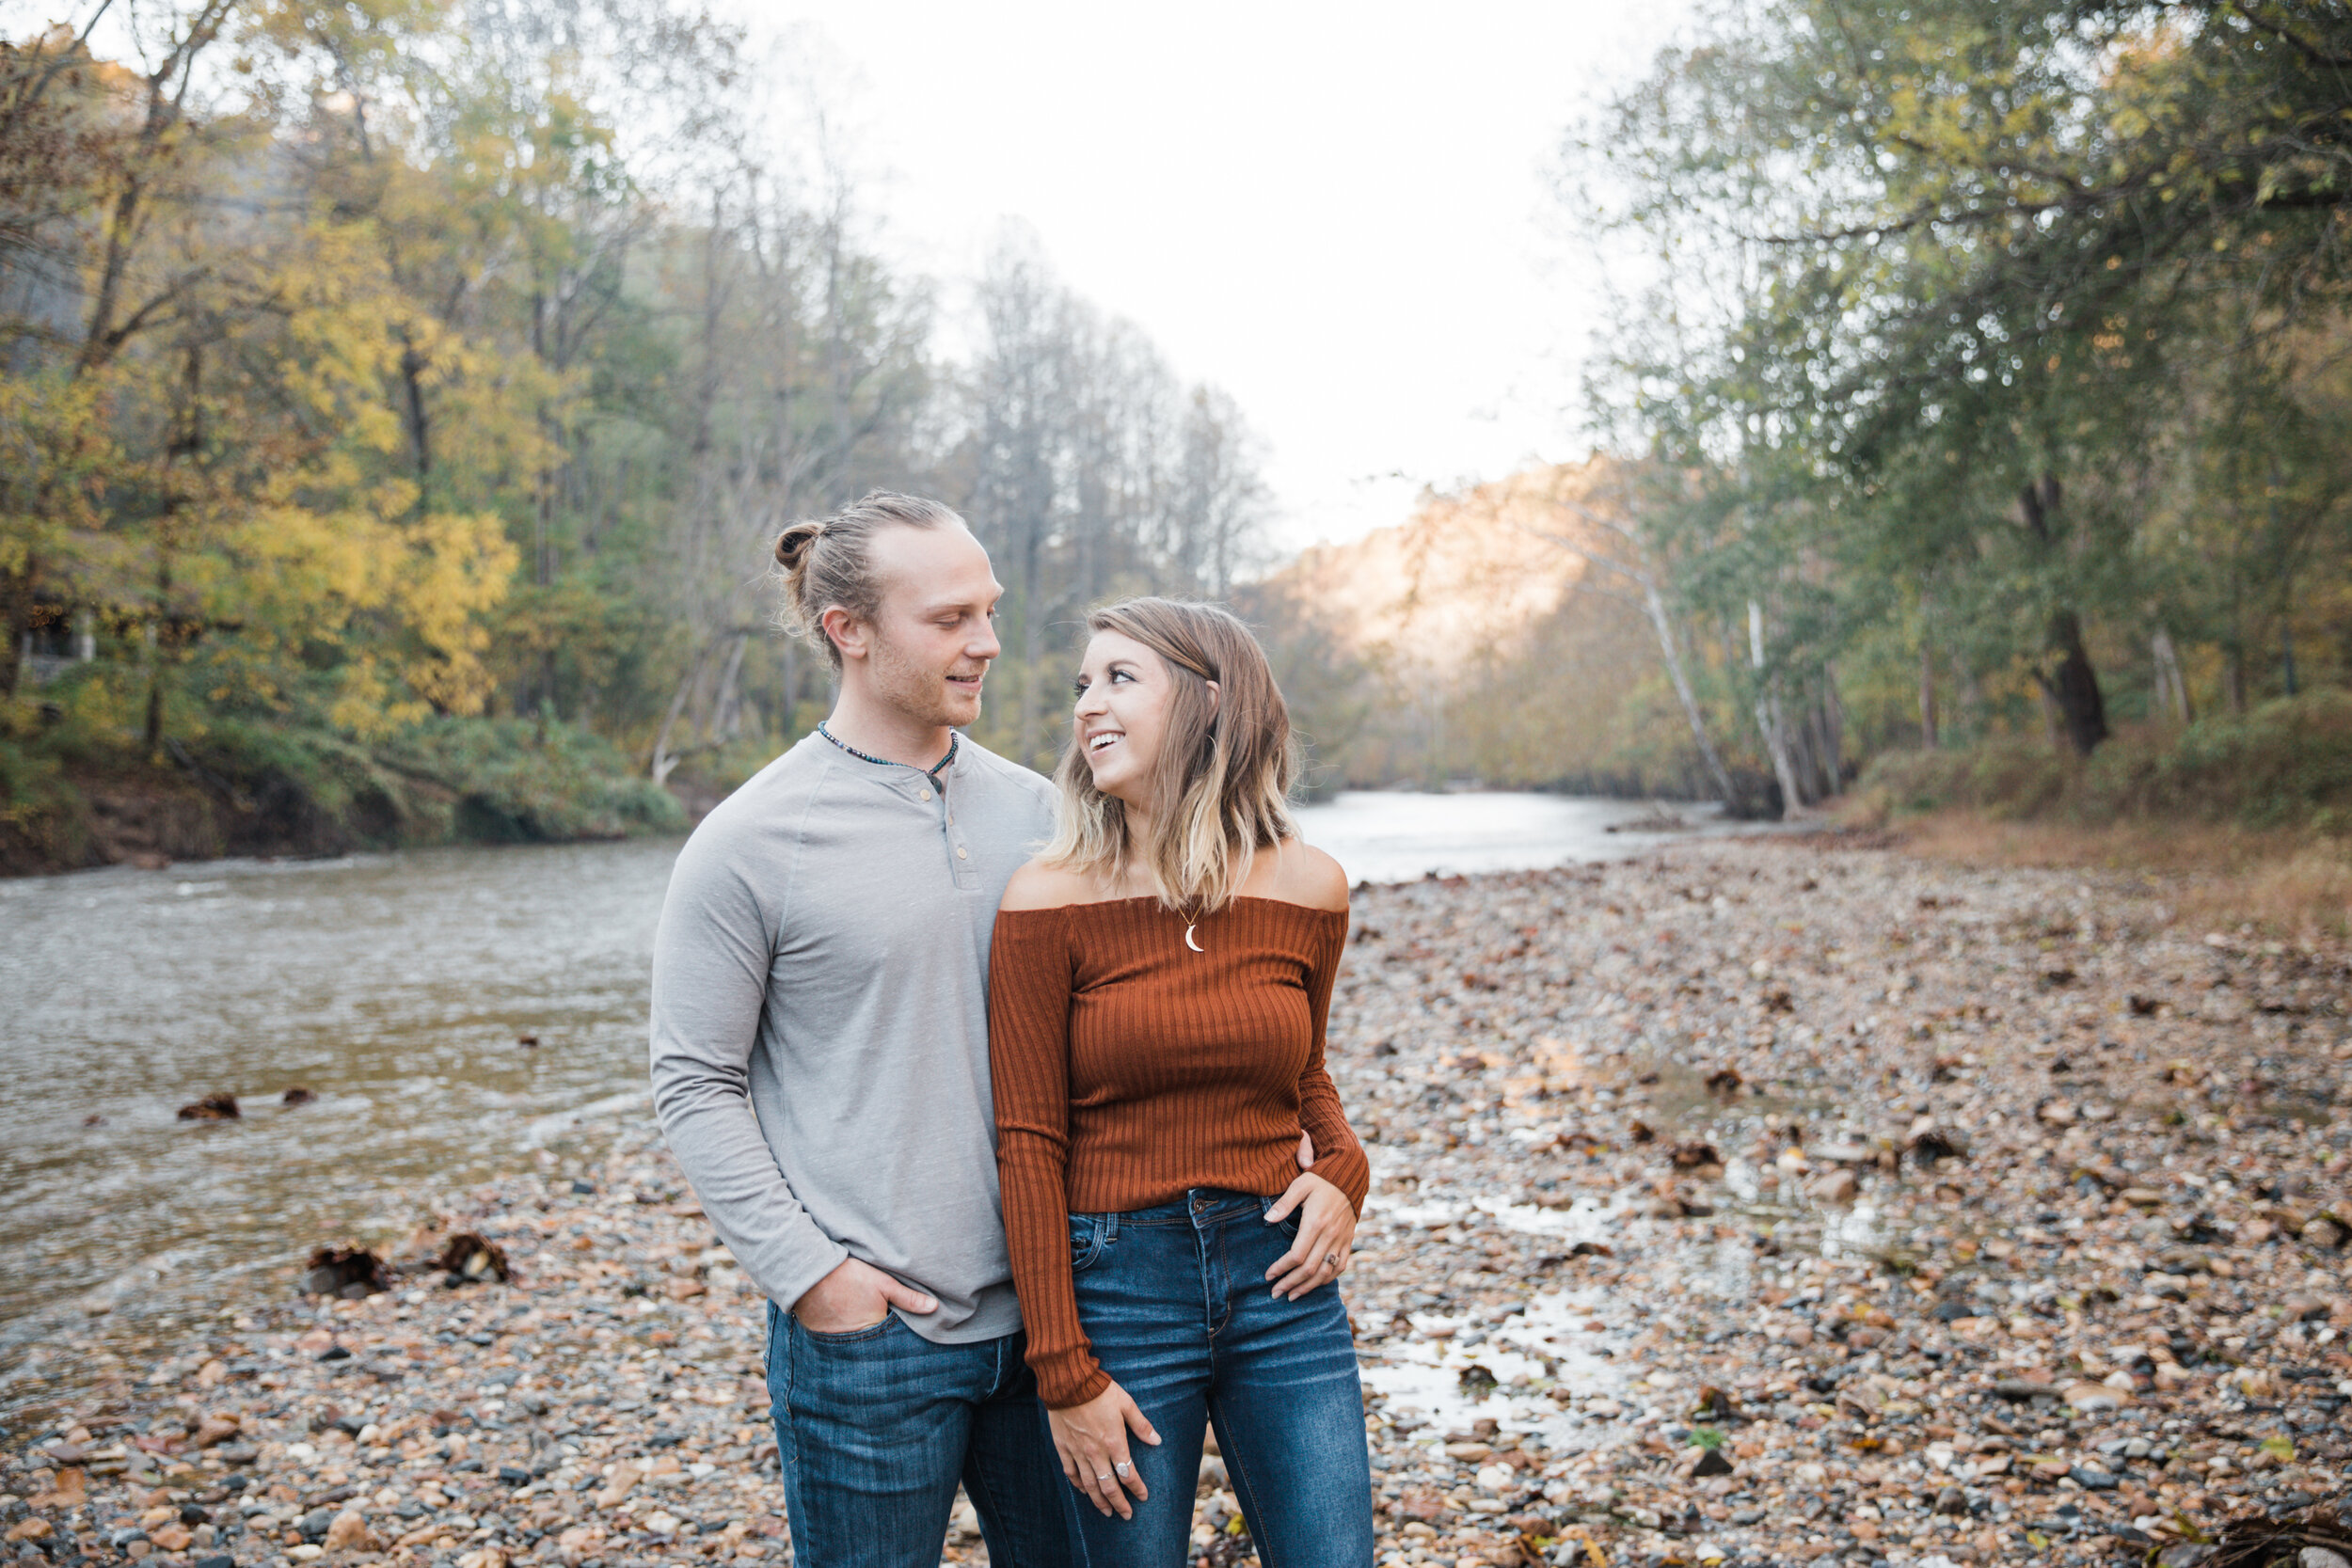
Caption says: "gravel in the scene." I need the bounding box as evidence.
[6,834,2346,1568]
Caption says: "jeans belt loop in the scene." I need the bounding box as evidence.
[1104,1212,1118,1244]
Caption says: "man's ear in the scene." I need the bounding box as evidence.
[820,605,869,663]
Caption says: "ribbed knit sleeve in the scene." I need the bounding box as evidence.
[987,908,1112,1409]
[1295,915,1370,1212]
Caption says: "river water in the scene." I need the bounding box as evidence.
[0,790,1750,1427]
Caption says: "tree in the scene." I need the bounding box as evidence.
[1567,0,2352,761]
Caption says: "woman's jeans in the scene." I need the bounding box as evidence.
[763,1302,1076,1568]
[1064,1188,1375,1568]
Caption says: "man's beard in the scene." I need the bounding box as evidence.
[870,630,981,730]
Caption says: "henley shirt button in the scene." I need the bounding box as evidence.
[955,846,968,860]
[918,788,931,801]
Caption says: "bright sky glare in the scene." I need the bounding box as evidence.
[720,1,1692,555]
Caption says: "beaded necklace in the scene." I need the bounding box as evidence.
[816,721,958,785]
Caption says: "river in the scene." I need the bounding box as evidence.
[0,790,1754,1428]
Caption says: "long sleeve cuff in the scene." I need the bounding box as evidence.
[1312,1140,1372,1213]
[1031,1348,1113,1410]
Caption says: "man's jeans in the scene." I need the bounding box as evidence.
[763,1301,1076,1568]
[1064,1189,1375,1568]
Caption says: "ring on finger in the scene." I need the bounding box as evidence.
[1114,1460,1132,1477]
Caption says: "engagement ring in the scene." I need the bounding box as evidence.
[1114,1461,1132,1477]
[1325,1252,1340,1269]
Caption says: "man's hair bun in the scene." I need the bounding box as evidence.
[773,518,827,572]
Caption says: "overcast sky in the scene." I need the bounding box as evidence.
[714,1,1692,555]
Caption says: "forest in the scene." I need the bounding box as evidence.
[1548,0,2352,817]
[4,0,2351,871]
[0,0,1273,869]
[1275,0,2352,823]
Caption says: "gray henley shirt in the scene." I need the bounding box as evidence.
[648,729,1055,1343]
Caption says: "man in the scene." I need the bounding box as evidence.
[648,492,1073,1568]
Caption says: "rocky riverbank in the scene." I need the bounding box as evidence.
[6,834,2349,1568]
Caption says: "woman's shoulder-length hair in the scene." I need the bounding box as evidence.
[1040,596,1299,915]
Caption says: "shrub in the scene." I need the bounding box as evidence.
[374,718,686,843]
[1857,691,2352,833]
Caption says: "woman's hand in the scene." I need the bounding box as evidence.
[1263,1170,1355,1300]
[1047,1382,1160,1518]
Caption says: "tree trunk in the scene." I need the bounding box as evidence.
[1755,692,1804,815]
[400,340,432,511]
[708,633,750,743]
[1014,508,1045,767]
[650,643,713,785]
[2035,609,2108,755]
[78,170,149,376]
[2151,628,2191,723]
[1645,584,1737,807]
[2014,475,2107,754]
[142,588,166,761]
[1917,639,1939,748]
[1748,601,1807,816]
[779,639,800,742]
[0,558,31,698]
[1817,665,1845,795]
[1019,592,1044,768]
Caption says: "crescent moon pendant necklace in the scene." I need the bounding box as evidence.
[1184,924,1203,953]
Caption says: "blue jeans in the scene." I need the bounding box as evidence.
[1065,1188,1375,1568]
[764,1302,1078,1568]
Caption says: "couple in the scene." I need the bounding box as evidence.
[648,492,1375,1568]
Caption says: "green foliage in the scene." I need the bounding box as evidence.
[1857,692,2352,832]
[0,701,684,874]
[375,718,686,842]
[0,724,89,872]
[1568,0,2352,781]
[1,2,1271,868]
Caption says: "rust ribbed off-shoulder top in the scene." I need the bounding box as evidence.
[987,895,1371,1407]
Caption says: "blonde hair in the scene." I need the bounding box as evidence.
[772,492,961,670]
[1041,597,1299,915]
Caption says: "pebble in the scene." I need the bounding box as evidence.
[1324,840,2348,1568]
[8,836,2348,1568]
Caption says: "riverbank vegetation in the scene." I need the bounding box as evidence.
[1861,692,2352,836]
[1261,2,2351,812]
[8,2,2351,872]
[0,1,1276,872]
[1845,690,2352,936]
[1243,2,2352,809]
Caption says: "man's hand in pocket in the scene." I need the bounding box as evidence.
[792,1258,937,1333]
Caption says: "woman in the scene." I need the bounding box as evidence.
[988,597,1375,1568]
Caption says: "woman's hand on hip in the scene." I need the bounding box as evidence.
[1263,1170,1355,1300]
[1047,1381,1160,1518]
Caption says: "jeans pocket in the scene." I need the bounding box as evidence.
[1068,1214,1107,1275]
[794,1310,898,1344]
[1259,1196,1301,1240]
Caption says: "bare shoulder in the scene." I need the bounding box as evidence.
[998,856,1103,912]
[1259,839,1349,912]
